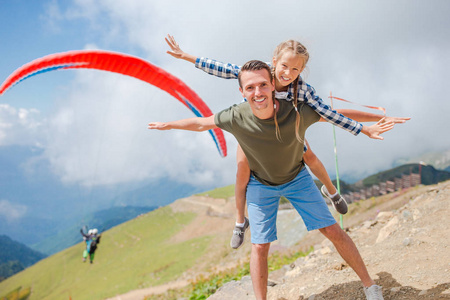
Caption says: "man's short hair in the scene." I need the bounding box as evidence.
[238,60,273,88]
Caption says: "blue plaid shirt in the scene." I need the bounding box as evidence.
[195,57,363,136]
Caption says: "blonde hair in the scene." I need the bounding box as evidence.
[273,40,309,143]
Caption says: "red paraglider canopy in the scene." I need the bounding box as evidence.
[0,50,227,157]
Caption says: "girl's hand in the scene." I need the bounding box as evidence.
[361,118,395,140]
[165,34,185,59]
[165,34,197,63]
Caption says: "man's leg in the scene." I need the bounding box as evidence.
[319,223,375,287]
[246,176,280,300]
[285,169,382,299]
[250,243,271,300]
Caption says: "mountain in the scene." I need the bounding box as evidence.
[0,145,207,249]
[316,163,450,196]
[32,205,158,255]
[359,163,450,187]
[393,149,450,170]
[0,235,46,281]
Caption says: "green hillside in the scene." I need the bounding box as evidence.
[361,163,450,187]
[33,206,157,255]
[0,206,212,300]
[0,236,46,268]
[196,184,234,198]
[0,235,46,281]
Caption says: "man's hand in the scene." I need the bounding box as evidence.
[361,118,395,140]
[148,122,170,130]
[382,116,411,124]
[148,116,217,132]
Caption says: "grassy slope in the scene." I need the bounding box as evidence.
[0,206,212,300]
[196,184,234,199]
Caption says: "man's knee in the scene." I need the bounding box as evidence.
[252,243,270,256]
[319,223,345,240]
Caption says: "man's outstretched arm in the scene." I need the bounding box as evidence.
[148,115,217,132]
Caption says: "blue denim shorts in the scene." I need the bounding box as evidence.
[246,167,336,244]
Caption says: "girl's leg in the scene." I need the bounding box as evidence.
[303,140,348,214]
[303,140,336,194]
[235,144,250,224]
[230,144,251,249]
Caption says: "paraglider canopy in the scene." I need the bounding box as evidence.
[0,50,227,157]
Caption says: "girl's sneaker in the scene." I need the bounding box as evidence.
[321,185,348,215]
[230,217,249,249]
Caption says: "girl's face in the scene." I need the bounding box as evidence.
[272,50,305,91]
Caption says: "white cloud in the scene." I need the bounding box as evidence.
[22,0,450,187]
[0,104,44,147]
[0,200,28,223]
[42,70,236,187]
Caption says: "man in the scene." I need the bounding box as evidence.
[148,60,395,300]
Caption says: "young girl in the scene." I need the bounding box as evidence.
[165,35,409,249]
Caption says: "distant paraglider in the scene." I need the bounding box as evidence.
[80,227,101,264]
[0,50,227,157]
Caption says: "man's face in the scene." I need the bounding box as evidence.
[239,69,275,117]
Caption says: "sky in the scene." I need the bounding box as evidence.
[0,0,449,196]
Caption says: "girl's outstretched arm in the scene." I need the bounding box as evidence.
[297,84,363,136]
[318,108,409,139]
[165,34,241,79]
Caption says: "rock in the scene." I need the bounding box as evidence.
[402,210,412,220]
[376,211,394,223]
[318,246,333,255]
[376,216,399,243]
[412,208,422,221]
[403,237,412,246]
[418,290,428,296]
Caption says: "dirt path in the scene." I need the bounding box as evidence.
[105,279,190,300]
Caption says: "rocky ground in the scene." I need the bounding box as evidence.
[109,181,450,300]
[209,181,450,299]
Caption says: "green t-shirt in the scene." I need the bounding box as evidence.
[215,100,320,186]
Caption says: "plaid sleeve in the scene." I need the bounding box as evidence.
[195,57,240,79]
[295,80,363,136]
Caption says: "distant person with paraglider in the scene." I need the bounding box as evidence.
[80,228,101,264]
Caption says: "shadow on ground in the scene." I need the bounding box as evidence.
[280,272,450,300]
